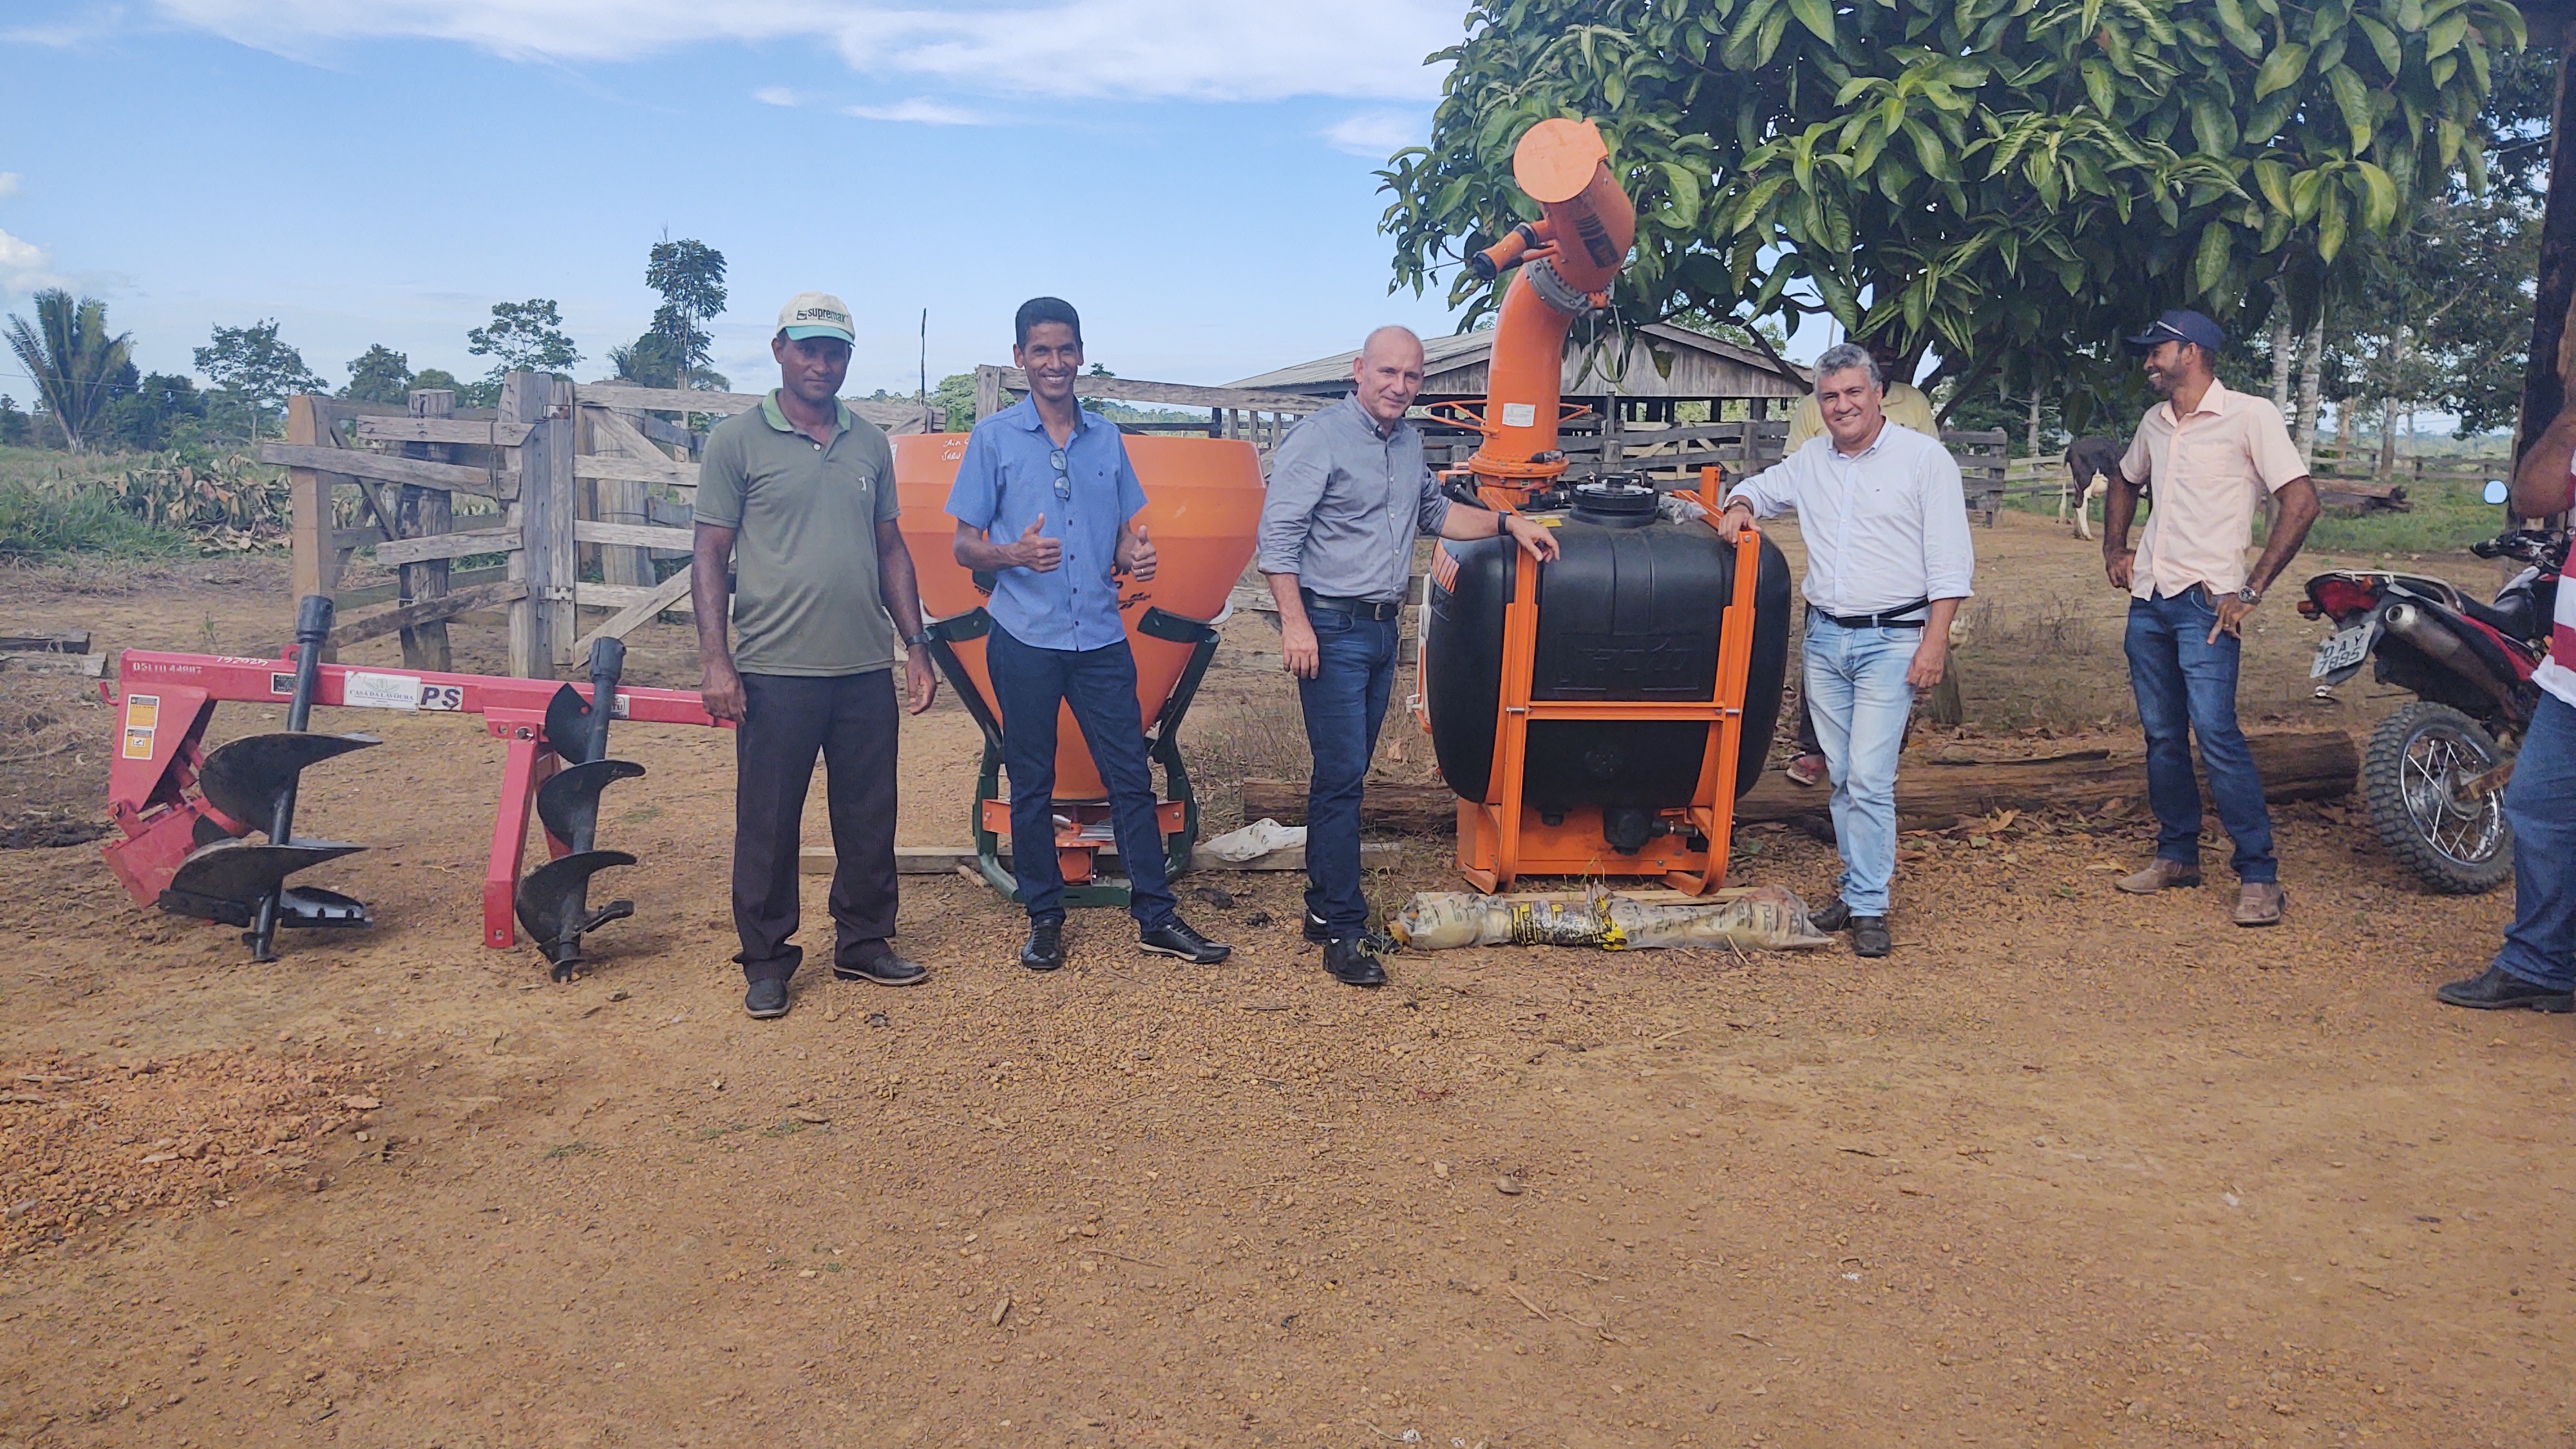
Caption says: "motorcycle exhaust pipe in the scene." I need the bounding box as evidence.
[2381,603,2521,714]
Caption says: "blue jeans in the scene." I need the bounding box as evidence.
[1804,614,1918,916]
[2123,592,2277,883]
[986,623,1176,929]
[2494,691,2576,990]
[1296,607,1399,937]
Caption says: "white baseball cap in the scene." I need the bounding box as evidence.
[777,292,855,344]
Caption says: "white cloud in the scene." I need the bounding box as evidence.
[1321,109,1423,158]
[842,97,985,126]
[752,84,800,106]
[151,1,1457,101]
[0,227,58,292]
[0,173,20,200]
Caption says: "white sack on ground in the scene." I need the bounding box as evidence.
[1202,818,1306,863]
[1390,884,1832,951]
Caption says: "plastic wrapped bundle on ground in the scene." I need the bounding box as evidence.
[1389,885,1832,952]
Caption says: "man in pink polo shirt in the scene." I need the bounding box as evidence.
[2099,309,2322,927]
[2436,422,2576,1010]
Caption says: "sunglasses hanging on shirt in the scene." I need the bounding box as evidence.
[1049,448,1071,500]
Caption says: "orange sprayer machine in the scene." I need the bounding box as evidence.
[1417,118,1794,892]
[893,433,1263,905]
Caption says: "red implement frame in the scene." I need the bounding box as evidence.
[1456,467,1763,894]
[103,649,724,949]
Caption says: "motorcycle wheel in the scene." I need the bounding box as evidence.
[2362,701,2514,895]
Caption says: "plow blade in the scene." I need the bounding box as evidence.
[536,759,646,848]
[160,838,370,928]
[514,849,637,978]
[544,681,608,765]
[198,732,381,834]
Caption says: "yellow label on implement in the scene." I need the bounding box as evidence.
[121,696,160,760]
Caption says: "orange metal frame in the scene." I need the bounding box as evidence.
[1455,467,1761,894]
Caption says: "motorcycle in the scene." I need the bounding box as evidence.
[2300,479,2566,894]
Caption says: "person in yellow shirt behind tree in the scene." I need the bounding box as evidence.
[1777,338,1940,786]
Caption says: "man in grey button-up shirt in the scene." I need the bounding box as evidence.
[1258,326,1557,987]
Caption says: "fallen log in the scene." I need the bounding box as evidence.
[1239,728,2357,836]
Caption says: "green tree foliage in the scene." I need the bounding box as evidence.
[341,344,414,404]
[410,366,498,410]
[4,289,133,452]
[105,372,209,453]
[194,319,326,441]
[466,299,582,382]
[607,328,728,392]
[0,395,28,448]
[1381,0,2523,396]
[644,238,728,392]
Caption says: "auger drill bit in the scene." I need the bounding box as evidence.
[162,595,380,959]
[515,637,642,980]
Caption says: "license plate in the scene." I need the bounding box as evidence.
[2311,623,2373,679]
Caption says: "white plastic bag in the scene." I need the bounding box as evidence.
[1202,818,1307,864]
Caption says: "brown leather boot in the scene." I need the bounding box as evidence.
[2116,858,2202,894]
[2233,882,2286,927]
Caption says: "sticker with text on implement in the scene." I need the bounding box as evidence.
[1500,402,1537,428]
[121,696,160,760]
[342,671,424,711]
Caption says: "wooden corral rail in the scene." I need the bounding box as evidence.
[277,373,941,677]
[971,365,1326,455]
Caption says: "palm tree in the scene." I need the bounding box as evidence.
[3,290,131,453]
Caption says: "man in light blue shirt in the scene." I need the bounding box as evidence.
[1719,341,1975,958]
[947,297,1229,972]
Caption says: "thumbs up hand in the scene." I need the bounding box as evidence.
[1117,522,1158,582]
[1010,513,1063,573]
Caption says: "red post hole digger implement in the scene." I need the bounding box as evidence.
[102,596,724,972]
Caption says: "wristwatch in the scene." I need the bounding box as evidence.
[904,629,933,649]
[2235,584,2262,606]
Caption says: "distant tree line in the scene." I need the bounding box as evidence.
[3,236,731,455]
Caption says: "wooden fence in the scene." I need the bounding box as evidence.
[270,373,933,677]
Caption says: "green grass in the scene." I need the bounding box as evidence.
[0,477,190,561]
[2001,473,2514,558]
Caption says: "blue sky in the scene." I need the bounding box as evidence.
[0,1,1513,401]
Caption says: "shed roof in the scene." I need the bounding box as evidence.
[1228,321,1812,401]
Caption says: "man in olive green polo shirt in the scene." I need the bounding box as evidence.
[692,291,941,1020]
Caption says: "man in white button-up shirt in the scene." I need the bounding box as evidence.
[1719,342,1976,958]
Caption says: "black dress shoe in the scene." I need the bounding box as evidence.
[1810,898,1853,933]
[1019,923,1064,972]
[833,952,929,987]
[1852,916,1892,958]
[1141,916,1231,965]
[1324,938,1385,987]
[743,978,790,1019]
[2436,964,2575,1012]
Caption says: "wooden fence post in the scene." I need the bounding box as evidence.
[397,388,455,672]
[500,372,556,677]
[287,395,336,607]
[975,365,1003,421]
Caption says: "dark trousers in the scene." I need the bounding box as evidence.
[731,670,900,983]
[986,623,1176,929]
[2124,592,2277,882]
[1296,607,1399,937]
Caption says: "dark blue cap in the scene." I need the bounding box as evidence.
[2123,308,2225,355]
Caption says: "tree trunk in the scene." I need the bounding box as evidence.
[1238,729,2358,836]
[2270,307,2296,417]
[2376,397,2400,482]
[2295,305,2327,466]
[2025,379,2041,458]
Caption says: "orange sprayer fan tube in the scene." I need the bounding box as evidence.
[1461,118,1636,500]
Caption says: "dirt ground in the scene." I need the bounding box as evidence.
[1,511,2569,1448]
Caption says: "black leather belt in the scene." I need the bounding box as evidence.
[1808,598,1931,630]
[1302,590,1403,621]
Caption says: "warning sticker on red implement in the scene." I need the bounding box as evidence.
[122,695,159,759]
